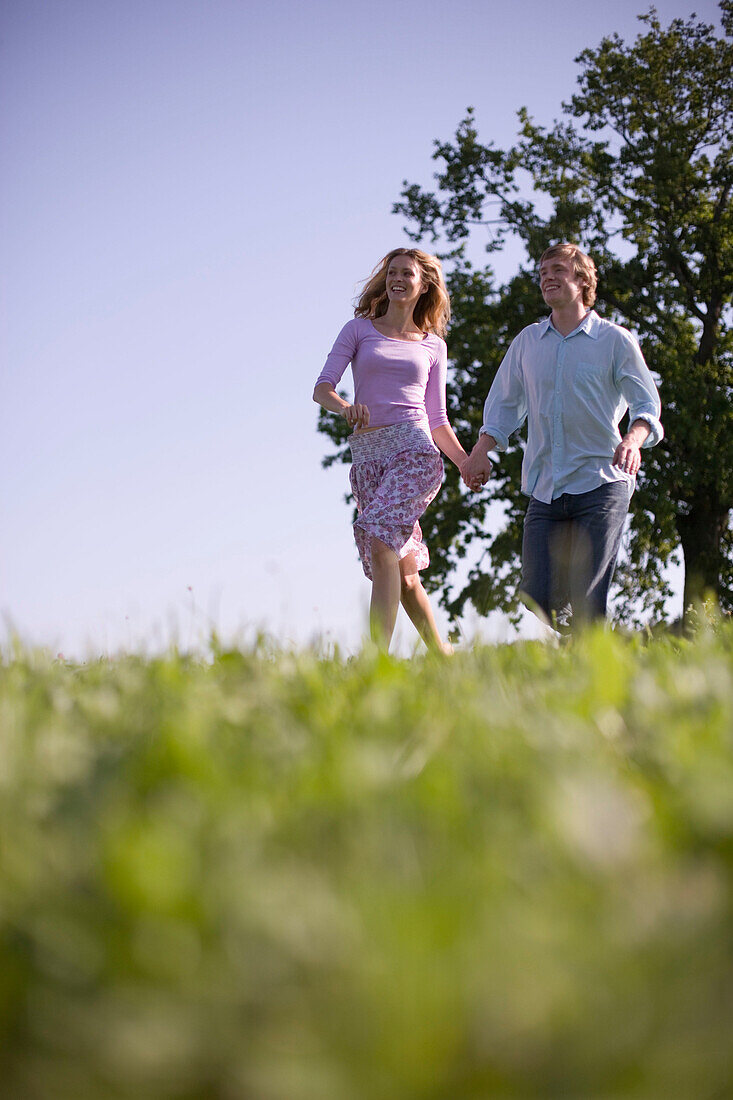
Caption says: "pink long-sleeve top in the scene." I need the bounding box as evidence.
[315,318,450,433]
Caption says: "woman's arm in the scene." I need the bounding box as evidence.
[431,424,469,471]
[313,382,370,430]
[313,320,370,430]
[425,341,469,470]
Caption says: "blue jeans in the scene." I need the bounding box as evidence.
[520,481,631,630]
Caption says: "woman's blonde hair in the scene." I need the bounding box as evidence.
[539,243,598,308]
[354,248,451,338]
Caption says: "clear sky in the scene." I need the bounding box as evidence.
[1,0,713,656]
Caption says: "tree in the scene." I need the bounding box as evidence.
[318,4,733,626]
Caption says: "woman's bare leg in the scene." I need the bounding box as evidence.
[370,537,401,649]
[399,555,452,654]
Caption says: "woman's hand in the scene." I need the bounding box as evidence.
[342,403,370,430]
[312,385,370,430]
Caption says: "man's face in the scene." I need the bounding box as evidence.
[539,256,586,310]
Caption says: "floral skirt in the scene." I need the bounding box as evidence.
[348,422,444,580]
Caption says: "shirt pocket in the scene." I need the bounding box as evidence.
[572,359,607,397]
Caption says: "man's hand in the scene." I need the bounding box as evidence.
[613,420,651,476]
[461,445,493,491]
[612,438,641,476]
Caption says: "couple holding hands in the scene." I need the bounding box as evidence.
[314,244,663,653]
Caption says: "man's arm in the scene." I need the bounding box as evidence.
[614,332,664,450]
[462,335,528,491]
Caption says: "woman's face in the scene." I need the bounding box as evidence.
[385,255,426,308]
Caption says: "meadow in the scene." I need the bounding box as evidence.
[1,625,732,1099]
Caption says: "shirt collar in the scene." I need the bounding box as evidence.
[540,309,599,340]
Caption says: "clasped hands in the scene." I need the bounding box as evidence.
[460,448,493,492]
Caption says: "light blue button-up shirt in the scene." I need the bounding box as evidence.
[480,310,663,503]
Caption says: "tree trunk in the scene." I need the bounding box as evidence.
[677,491,727,614]
[676,302,730,617]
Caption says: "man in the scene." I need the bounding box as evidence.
[462,243,663,631]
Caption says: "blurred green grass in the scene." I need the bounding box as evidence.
[1,626,732,1099]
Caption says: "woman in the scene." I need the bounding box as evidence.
[313,247,470,653]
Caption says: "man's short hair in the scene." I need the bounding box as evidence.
[540,243,598,308]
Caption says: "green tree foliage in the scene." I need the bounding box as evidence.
[318,4,732,626]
